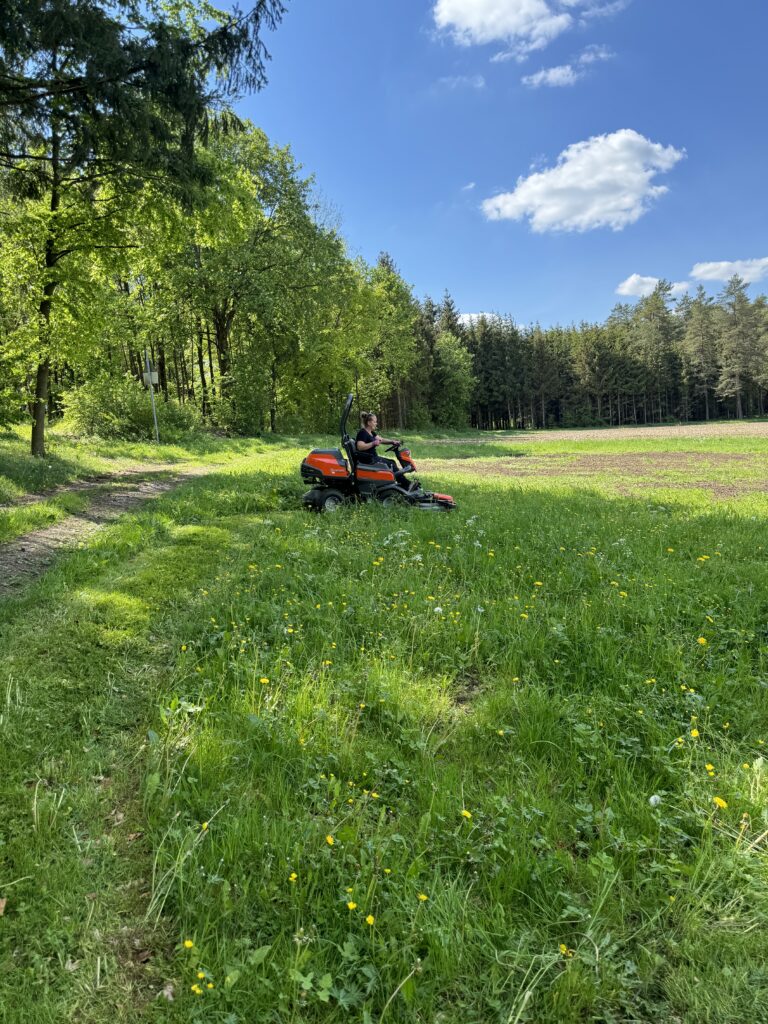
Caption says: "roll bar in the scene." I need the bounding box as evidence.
[340,393,353,438]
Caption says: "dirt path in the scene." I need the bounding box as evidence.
[0,465,216,595]
[0,461,206,509]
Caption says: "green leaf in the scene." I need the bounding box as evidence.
[247,944,272,967]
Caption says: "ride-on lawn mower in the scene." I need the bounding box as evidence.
[301,394,456,512]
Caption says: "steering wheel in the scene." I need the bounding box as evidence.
[383,442,401,453]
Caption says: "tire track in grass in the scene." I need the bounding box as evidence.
[0,466,218,594]
[0,469,259,1021]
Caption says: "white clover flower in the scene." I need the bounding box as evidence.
[649,794,662,807]
[433,606,443,614]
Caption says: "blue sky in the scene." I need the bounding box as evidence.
[240,0,768,326]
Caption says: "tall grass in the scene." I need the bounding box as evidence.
[1,438,767,1022]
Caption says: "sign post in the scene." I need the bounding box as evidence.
[144,348,160,444]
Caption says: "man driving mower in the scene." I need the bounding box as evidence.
[356,412,410,487]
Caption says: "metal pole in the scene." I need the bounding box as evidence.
[145,348,160,444]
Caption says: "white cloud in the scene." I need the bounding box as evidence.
[434,0,571,56]
[481,129,685,233]
[459,312,500,325]
[616,275,691,298]
[523,63,580,87]
[462,181,477,191]
[616,273,659,297]
[578,42,614,63]
[435,73,486,90]
[433,0,629,58]
[522,45,613,87]
[578,0,631,22]
[690,258,768,285]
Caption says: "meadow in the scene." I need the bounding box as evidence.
[1,423,768,1023]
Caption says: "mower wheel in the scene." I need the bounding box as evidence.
[316,489,346,513]
[377,488,407,509]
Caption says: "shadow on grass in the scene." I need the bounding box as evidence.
[0,445,89,503]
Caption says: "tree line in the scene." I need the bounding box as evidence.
[2,3,767,452]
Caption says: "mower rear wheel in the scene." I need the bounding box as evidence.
[317,489,345,512]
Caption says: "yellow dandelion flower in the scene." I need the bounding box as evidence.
[559,943,574,958]
[713,796,728,809]
[183,939,194,949]
[417,893,428,902]
[347,901,358,910]
[705,763,715,772]
[191,983,203,995]
[366,914,375,926]
[697,637,708,646]
[690,729,699,738]
[289,872,298,883]
[181,644,187,652]
[326,835,335,846]
[197,971,206,980]
[461,809,472,819]
[259,676,269,684]
[384,868,392,875]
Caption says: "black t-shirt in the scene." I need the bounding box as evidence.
[355,428,378,463]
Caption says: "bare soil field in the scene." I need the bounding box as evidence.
[427,421,768,444]
[422,443,768,499]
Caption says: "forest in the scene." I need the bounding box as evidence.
[2,1,767,455]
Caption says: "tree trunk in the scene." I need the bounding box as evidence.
[31,357,51,457]
[31,77,61,457]
[270,361,278,433]
[206,324,216,398]
[212,306,234,384]
[197,323,209,417]
[173,348,183,402]
[157,342,168,400]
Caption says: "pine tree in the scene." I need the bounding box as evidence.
[682,286,720,420]
[717,276,761,418]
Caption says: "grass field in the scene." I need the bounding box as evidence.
[2,424,768,1023]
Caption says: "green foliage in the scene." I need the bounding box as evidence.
[430,331,474,427]
[65,373,201,440]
